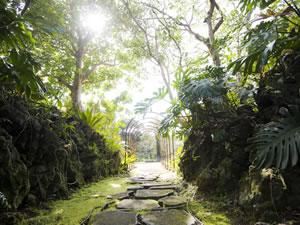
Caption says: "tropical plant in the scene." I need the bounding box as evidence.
[248,105,300,169]
[228,0,300,81]
[78,100,125,152]
[238,0,277,12]
[0,0,47,99]
[120,149,136,171]
[159,66,238,138]
[78,108,102,130]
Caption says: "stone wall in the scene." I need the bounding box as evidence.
[0,97,120,210]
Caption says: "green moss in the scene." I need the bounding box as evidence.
[188,200,232,225]
[18,177,134,225]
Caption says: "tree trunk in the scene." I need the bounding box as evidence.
[207,0,222,66]
[71,31,85,112]
[71,76,83,111]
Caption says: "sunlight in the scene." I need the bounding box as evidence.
[82,11,106,33]
[111,183,121,188]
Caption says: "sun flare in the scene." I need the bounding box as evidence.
[82,12,106,33]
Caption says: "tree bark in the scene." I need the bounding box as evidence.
[71,74,83,111]
[206,0,222,66]
[71,31,85,111]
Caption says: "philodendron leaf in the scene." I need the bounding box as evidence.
[248,105,300,169]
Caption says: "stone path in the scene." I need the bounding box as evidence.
[93,162,200,225]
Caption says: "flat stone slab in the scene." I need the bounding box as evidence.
[94,210,137,225]
[138,209,197,225]
[116,199,160,210]
[128,180,146,184]
[107,191,133,200]
[127,186,145,191]
[135,189,174,199]
[142,182,173,188]
[150,185,177,190]
[132,176,158,181]
[158,196,187,208]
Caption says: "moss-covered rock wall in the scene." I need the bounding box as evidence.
[0,97,120,210]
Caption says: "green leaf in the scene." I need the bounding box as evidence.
[248,105,300,169]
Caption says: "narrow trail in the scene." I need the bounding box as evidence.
[93,162,202,225]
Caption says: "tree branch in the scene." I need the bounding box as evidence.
[21,0,32,16]
[212,0,224,34]
[54,76,72,90]
[213,17,223,33]
[153,10,183,67]
[122,0,159,62]
[144,3,210,46]
[83,60,116,81]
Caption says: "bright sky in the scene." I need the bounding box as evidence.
[82,62,171,115]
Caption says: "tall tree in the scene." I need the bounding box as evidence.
[120,0,185,101]
[27,0,138,111]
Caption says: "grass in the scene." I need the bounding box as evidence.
[18,176,134,225]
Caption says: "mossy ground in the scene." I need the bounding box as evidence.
[18,172,236,225]
[188,200,232,225]
[18,176,134,225]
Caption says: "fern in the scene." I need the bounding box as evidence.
[78,108,102,130]
[248,105,300,169]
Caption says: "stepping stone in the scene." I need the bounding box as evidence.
[94,210,137,225]
[150,185,177,190]
[138,209,197,225]
[135,189,174,199]
[128,180,147,184]
[142,182,173,188]
[158,196,187,208]
[132,176,157,181]
[129,176,158,184]
[127,186,145,191]
[131,176,144,179]
[116,199,160,210]
[107,191,133,200]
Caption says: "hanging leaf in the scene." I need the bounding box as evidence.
[248,105,300,169]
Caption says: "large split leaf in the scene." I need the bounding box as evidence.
[248,105,300,169]
[179,78,222,106]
